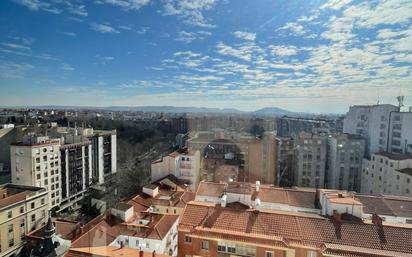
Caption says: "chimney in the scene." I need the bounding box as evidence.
[139,250,144,257]
[152,250,156,257]
[332,210,341,223]
[372,213,383,227]
[256,181,260,192]
[120,241,124,249]
[221,194,227,208]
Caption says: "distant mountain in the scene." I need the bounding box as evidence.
[253,107,297,116]
[107,106,246,114]
[2,105,303,116]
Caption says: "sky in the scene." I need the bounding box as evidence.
[0,0,411,113]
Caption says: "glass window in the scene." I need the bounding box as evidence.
[201,240,209,250]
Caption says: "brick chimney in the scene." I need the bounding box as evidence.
[139,250,144,257]
[152,250,156,257]
[332,210,341,223]
[372,213,383,227]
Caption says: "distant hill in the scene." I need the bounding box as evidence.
[253,107,296,116]
[2,105,306,116]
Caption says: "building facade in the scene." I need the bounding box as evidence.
[387,111,412,154]
[326,134,365,192]
[59,140,92,212]
[0,184,49,257]
[293,133,327,188]
[10,136,61,209]
[343,104,399,156]
[361,152,412,196]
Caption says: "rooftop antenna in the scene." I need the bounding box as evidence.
[377,96,380,105]
[397,96,405,109]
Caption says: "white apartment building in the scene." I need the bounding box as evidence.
[387,111,412,154]
[293,132,327,188]
[343,104,399,156]
[326,134,365,192]
[10,135,61,209]
[361,152,412,196]
[151,149,201,190]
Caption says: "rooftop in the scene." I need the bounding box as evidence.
[179,201,412,255]
[66,246,168,257]
[0,184,46,210]
[376,152,412,161]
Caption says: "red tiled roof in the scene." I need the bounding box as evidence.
[179,201,412,254]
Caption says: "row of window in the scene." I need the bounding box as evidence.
[6,199,45,219]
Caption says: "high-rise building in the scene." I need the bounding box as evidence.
[151,149,201,191]
[10,135,61,209]
[187,130,279,185]
[343,104,399,156]
[0,184,49,257]
[87,130,117,186]
[59,139,92,211]
[293,133,327,188]
[361,152,412,196]
[326,134,365,191]
[278,137,294,186]
[387,111,412,154]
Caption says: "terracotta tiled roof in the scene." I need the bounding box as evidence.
[65,246,169,257]
[321,243,412,257]
[179,201,412,254]
[356,194,412,218]
[196,181,225,197]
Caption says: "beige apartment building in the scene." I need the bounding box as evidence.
[0,184,49,257]
[10,135,61,209]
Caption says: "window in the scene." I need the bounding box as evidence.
[201,240,209,250]
[20,206,24,213]
[265,251,274,257]
[228,246,236,253]
[8,224,13,233]
[36,173,41,179]
[307,250,317,257]
[20,219,25,227]
[217,244,226,252]
[184,234,191,243]
[41,198,45,205]
[31,202,35,209]
[7,211,12,219]
[8,239,14,247]
[31,214,36,222]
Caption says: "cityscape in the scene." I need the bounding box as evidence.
[1,1,412,257]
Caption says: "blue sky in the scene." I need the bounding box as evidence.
[0,0,411,113]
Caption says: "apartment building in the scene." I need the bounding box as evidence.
[343,104,399,156]
[0,184,49,257]
[59,139,92,212]
[151,149,201,191]
[67,198,179,256]
[10,135,61,209]
[178,200,412,257]
[387,111,412,154]
[293,133,327,188]
[278,137,294,186]
[187,130,279,184]
[361,152,412,196]
[326,134,365,191]
[277,116,342,137]
[195,181,412,225]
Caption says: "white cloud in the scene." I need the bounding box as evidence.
[269,45,298,56]
[161,0,219,27]
[59,31,77,37]
[90,23,120,34]
[95,0,150,10]
[277,22,306,36]
[12,0,88,16]
[216,42,252,61]
[62,63,75,71]
[343,0,412,28]
[233,31,256,41]
[1,42,31,51]
[0,62,34,79]
[175,30,212,43]
[320,0,352,10]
